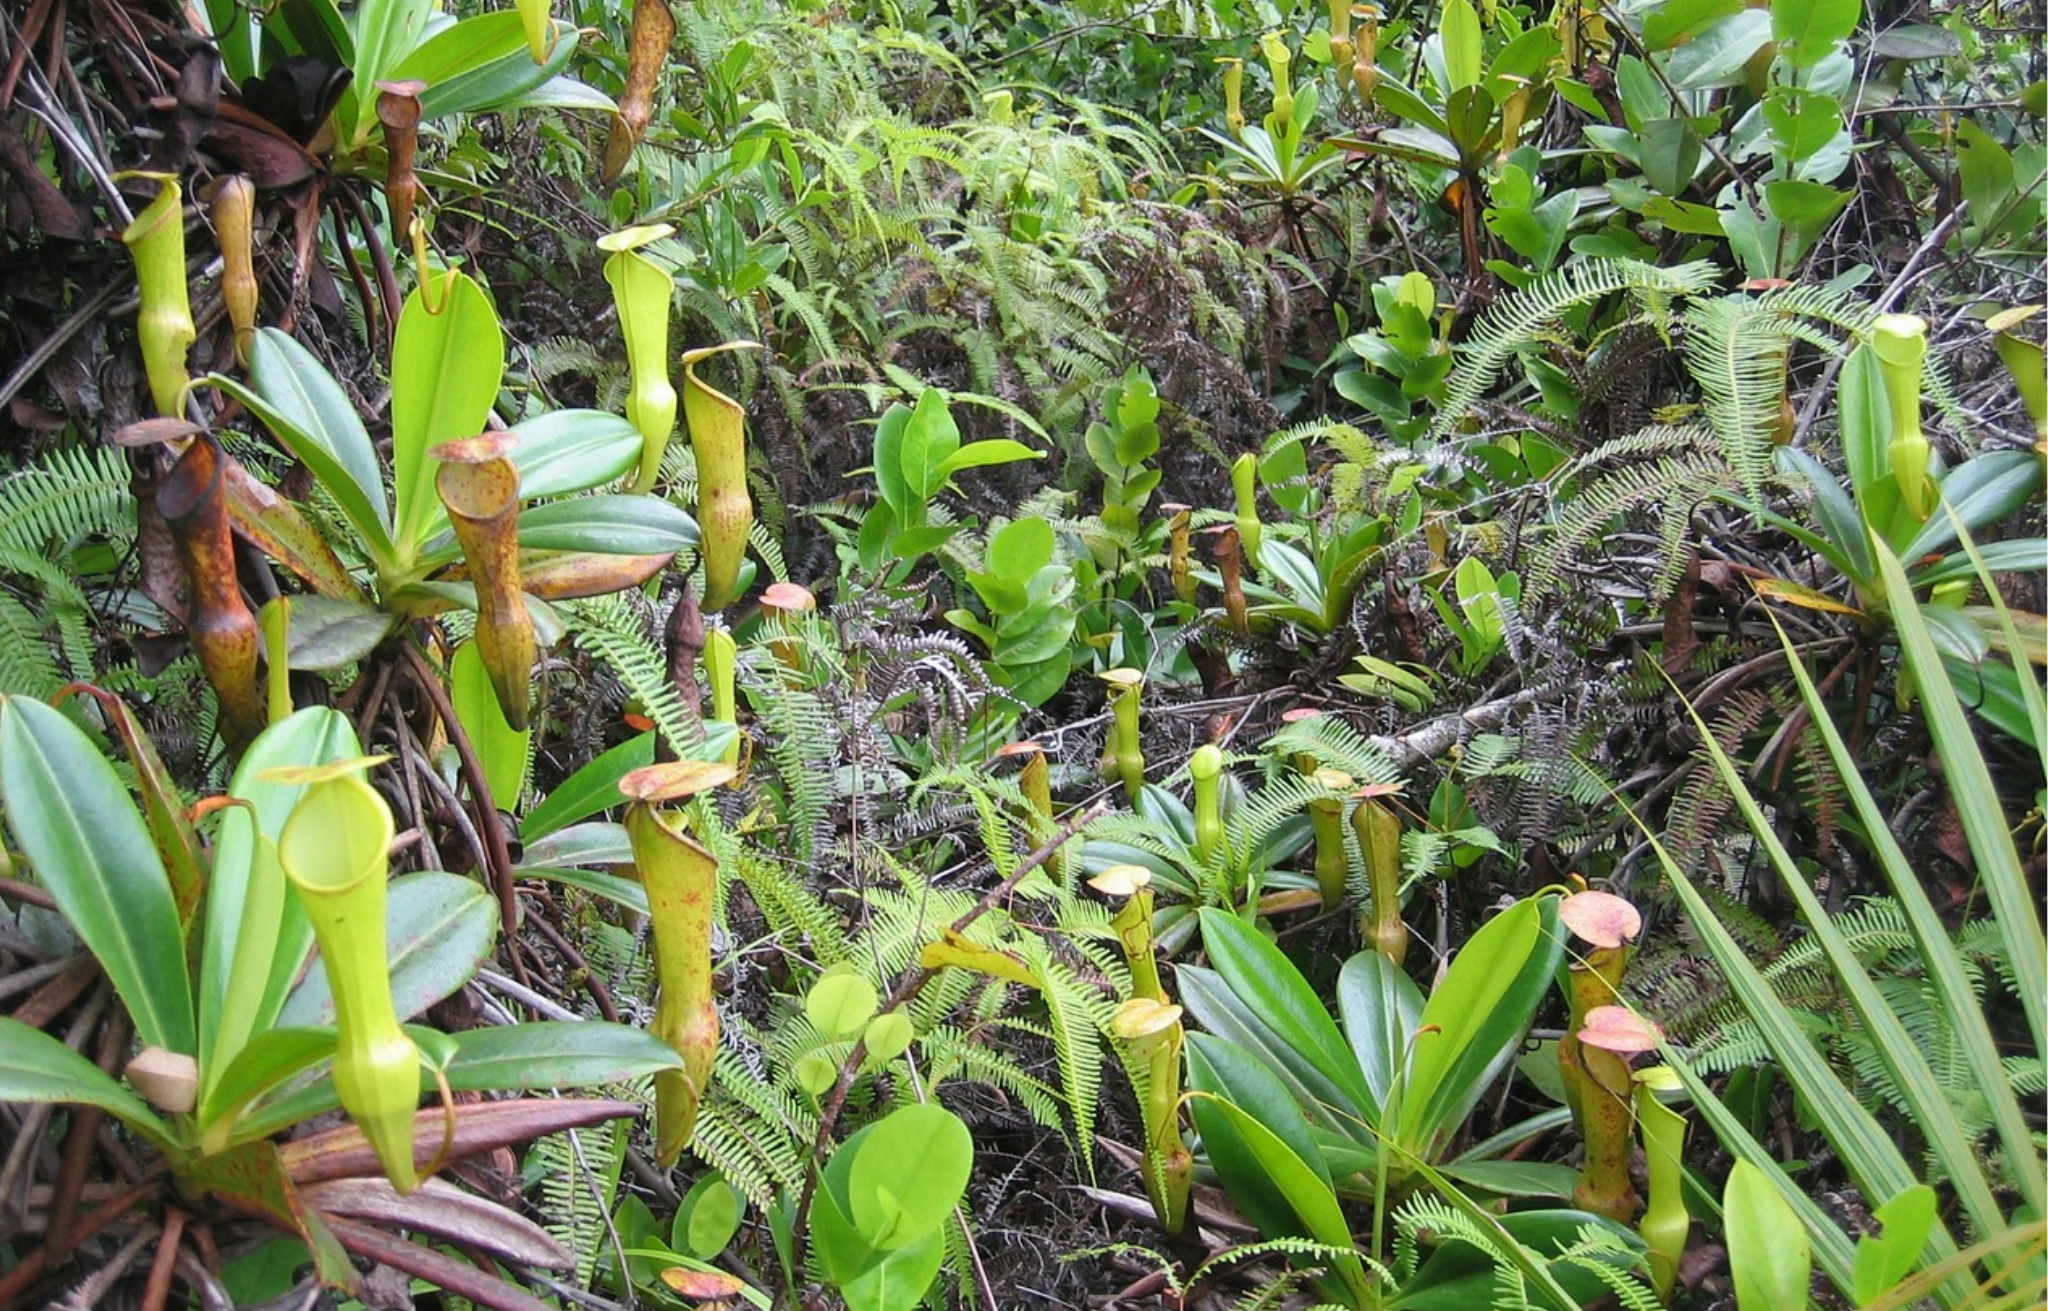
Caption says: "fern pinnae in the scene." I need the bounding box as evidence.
[1432,259,1721,440]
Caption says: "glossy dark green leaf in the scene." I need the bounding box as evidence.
[520,733,654,842]
[395,14,578,121]
[285,595,397,670]
[1337,948,1424,1123]
[507,409,642,499]
[1190,909,1372,1122]
[278,872,499,1027]
[0,1015,176,1147]
[0,696,193,1054]
[514,494,700,555]
[1189,1085,1373,1305]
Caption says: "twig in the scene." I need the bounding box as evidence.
[1363,683,1564,770]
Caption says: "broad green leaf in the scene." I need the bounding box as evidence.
[201,708,362,1097]
[1191,1090,1373,1305]
[1193,910,1374,1122]
[870,405,913,519]
[1404,896,1554,1149]
[846,1103,972,1247]
[231,328,390,537]
[516,865,650,915]
[1772,0,1859,65]
[1639,118,1702,196]
[835,1226,945,1311]
[1902,451,2042,563]
[516,494,699,557]
[1764,179,1851,230]
[391,270,505,558]
[390,12,577,120]
[506,409,642,499]
[234,1020,685,1140]
[449,638,531,806]
[521,733,654,842]
[1854,1185,1938,1304]
[1762,89,1843,164]
[1185,1033,1333,1187]
[1440,0,1482,90]
[520,820,633,868]
[806,972,880,1040]
[931,439,1042,484]
[895,388,962,506]
[0,697,193,1054]
[1726,1161,1812,1310]
[1667,9,1773,87]
[285,595,397,671]
[0,1015,176,1147]
[199,1025,338,1131]
[348,0,433,124]
[986,517,1054,581]
[1643,0,1744,49]
[1337,948,1425,1123]
[679,1175,744,1258]
[278,872,499,1027]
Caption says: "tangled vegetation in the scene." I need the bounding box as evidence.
[0,0,2041,1306]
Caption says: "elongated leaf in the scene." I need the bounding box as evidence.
[0,1015,176,1147]
[513,495,699,556]
[391,13,578,121]
[1902,452,2043,564]
[1773,609,2042,1222]
[1688,617,2004,1256]
[349,0,434,122]
[1634,821,1953,1296]
[896,388,962,506]
[238,1021,683,1141]
[391,271,505,558]
[1877,541,2046,1054]
[518,820,633,868]
[199,1025,338,1130]
[0,696,193,1054]
[1727,1161,1812,1309]
[450,638,531,806]
[1337,949,1424,1125]
[1190,1088,1373,1305]
[278,872,500,1028]
[201,708,362,1101]
[1194,910,1373,1121]
[1404,897,1556,1151]
[1187,1033,1334,1188]
[515,865,649,915]
[507,410,642,499]
[932,439,1042,482]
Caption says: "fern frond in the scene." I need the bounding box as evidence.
[1433,260,1721,439]
[0,444,133,555]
